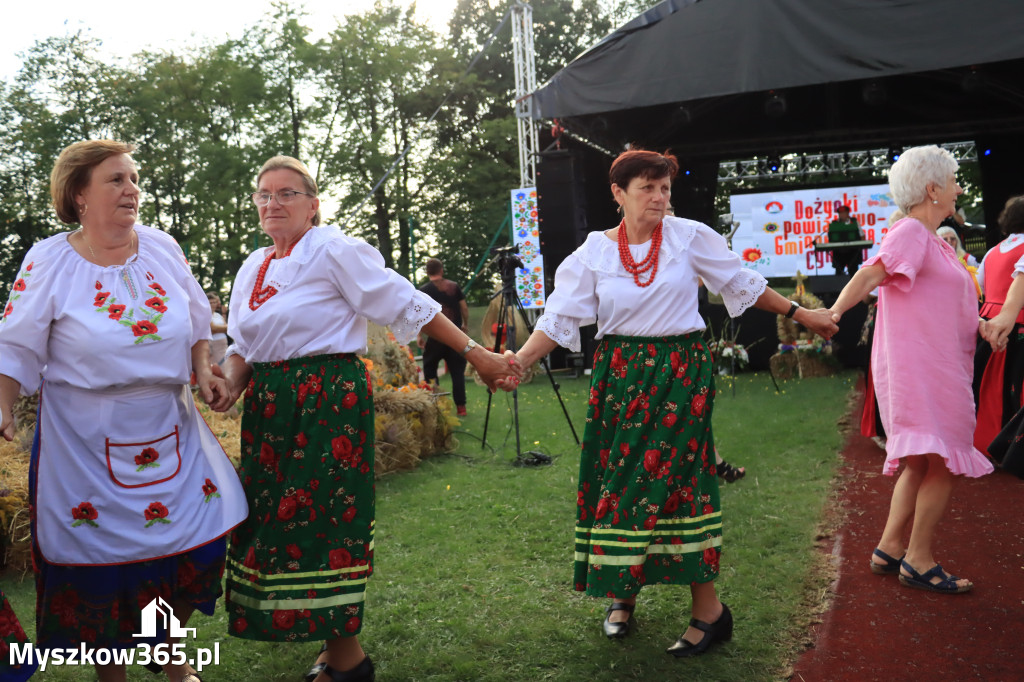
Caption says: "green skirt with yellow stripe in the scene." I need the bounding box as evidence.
[226,353,375,641]
[574,334,721,598]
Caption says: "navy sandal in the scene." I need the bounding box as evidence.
[869,548,904,575]
[898,560,973,594]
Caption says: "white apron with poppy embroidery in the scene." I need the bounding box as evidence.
[0,224,247,566]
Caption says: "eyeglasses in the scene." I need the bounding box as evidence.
[250,190,315,206]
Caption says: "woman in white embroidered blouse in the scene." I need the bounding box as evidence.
[503,148,836,657]
[0,140,245,682]
[209,156,517,682]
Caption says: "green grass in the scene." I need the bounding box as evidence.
[2,370,857,681]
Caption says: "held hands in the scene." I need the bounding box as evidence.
[980,314,1014,352]
[195,364,232,411]
[798,307,840,340]
[494,350,524,392]
[468,347,523,392]
[204,364,241,412]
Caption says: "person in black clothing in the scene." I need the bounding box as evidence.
[419,258,470,416]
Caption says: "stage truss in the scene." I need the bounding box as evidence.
[718,141,979,183]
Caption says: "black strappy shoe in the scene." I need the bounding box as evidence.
[602,601,636,639]
[666,603,733,658]
[717,460,746,483]
[304,642,330,682]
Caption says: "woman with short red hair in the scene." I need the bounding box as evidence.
[506,147,836,656]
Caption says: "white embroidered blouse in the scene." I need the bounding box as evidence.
[0,224,211,394]
[226,225,440,364]
[535,216,767,351]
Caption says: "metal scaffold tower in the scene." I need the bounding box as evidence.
[511,1,539,188]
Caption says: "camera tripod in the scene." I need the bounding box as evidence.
[482,246,579,465]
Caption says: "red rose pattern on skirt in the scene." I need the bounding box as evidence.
[574,334,722,598]
[0,589,37,681]
[226,353,375,642]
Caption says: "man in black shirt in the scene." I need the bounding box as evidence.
[419,258,470,416]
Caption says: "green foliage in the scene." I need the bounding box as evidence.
[3,370,853,681]
[0,1,624,293]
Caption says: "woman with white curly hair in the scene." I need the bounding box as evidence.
[828,145,992,594]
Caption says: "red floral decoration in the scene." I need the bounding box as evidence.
[143,501,171,527]
[71,501,99,528]
[131,320,158,337]
[144,297,167,313]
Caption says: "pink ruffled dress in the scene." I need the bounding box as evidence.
[868,217,993,477]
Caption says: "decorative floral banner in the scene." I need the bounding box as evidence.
[510,187,545,309]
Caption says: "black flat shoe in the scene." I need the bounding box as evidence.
[666,602,733,658]
[304,642,330,682]
[317,657,375,682]
[717,460,746,483]
[602,601,636,639]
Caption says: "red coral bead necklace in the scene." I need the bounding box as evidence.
[617,218,662,287]
[249,227,312,310]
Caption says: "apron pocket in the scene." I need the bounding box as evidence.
[106,427,182,488]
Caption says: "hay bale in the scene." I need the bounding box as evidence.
[770,353,798,380]
[0,424,33,574]
[373,387,457,476]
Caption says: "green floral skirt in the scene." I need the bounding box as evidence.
[226,353,374,642]
[574,333,722,598]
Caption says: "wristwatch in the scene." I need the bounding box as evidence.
[461,339,478,356]
[785,301,800,319]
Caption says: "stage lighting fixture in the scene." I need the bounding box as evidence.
[888,145,902,163]
[764,91,787,118]
[984,148,992,156]
[861,80,887,106]
[767,154,781,173]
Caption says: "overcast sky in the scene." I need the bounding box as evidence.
[1,0,461,81]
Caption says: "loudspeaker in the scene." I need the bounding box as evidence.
[537,150,588,255]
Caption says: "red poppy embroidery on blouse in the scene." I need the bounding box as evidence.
[143,501,171,527]
[2,261,34,322]
[71,501,99,528]
[93,278,169,344]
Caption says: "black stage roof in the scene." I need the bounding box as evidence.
[530,0,1024,158]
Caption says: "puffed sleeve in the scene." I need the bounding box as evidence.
[0,247,57,395]
[534,252,599,351]
[325,236,440,345]
[863,219,928,292]
[688,224,767,317]
[224,257,256,362]
[1012,252,1024,278]
[151,229,212,348]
